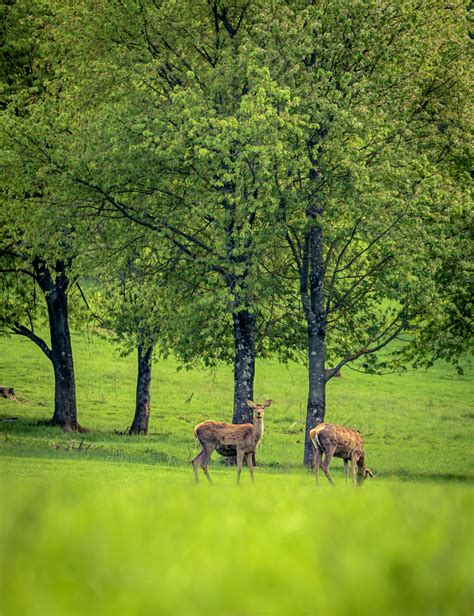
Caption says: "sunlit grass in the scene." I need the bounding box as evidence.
[0,332,473,615]
[0,460,472,616]
[1,331,472,478]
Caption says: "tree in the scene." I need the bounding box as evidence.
[0,0,86,430]
[87,236,172,436]
[46,0,295,425]
[259,0,472,463]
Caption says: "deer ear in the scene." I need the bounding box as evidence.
[246,400,256,409]
[263,400,272,408]
[366,468,374,478]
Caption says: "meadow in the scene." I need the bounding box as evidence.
[0,332,473,615]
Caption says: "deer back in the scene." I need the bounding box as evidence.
[195,421,256,448]
[311,423,364,459]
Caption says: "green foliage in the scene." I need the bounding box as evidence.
[45,0,471,373]
[261,0,472,372]
[1,0,471,421]
[0,0,53,109]
[54,0,299,364]
[0,0,88,339]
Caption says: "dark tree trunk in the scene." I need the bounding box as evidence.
[232,309,255,425]
[304,326,326,466]
[43,267,78,431]
[129,342,153,435]
[302,217,328,466]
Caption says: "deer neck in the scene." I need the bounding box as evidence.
[357,455,366,474]
[253,414,264,446]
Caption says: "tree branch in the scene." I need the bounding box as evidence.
[0,267,36,280]
[335,211,406,275]
[329,254,393,314]
[328,317,407,380]
[326,217,362,313]
[11,324,52,361]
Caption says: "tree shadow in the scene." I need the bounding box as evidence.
[384,469,473,484]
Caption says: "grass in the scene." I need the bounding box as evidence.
[0,331,473,615]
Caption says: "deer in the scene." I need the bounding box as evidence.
[192,399,272,484]
[309,423,373,487]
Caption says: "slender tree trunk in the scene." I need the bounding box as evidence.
[232,309,255,424]
[222,181,256,426]
[304,325,326,466]
[216,309,255,465]
[214,309,255,463]
[44,271,78,431]
[302,216,327,466]
[129,342,153,435]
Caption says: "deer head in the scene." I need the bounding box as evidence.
[357,466,374,485]
[246,399,272,420]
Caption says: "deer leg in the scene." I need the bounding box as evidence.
[313,448,322,485]
[236,448,245,484]
[343,459,349,484]
[201,445,216,484]
[192,450,205,483]
[246,452,255,482]
[352,458,357,486]
[321,445,336,486]
[351,453,360,487]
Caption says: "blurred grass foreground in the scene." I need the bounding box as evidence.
[0,460,472,615]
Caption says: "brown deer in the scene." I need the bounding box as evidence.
[192,399,272,484]
[309,423,373,486]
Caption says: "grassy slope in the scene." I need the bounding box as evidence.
[0,330,472,478]
[0,332,473,615]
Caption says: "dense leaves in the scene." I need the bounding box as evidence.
[0,0,471,446]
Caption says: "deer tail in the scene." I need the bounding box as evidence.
[310,423,326,450]
[194,421,208,439]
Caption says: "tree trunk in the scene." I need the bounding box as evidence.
[304,326,326,466]
[129,342,153,435]
[45,274,78,431]
[302,217,327,466]
[232,309,256,425]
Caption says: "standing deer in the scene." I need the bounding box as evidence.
[309,423,373,486]
[192,399,272,484]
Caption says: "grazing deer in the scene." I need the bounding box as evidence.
[309,423,373,486]
[192,399,272,484]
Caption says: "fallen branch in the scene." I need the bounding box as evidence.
[51,439,91,452]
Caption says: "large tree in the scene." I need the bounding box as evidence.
[46,0,295,425]
[0,0,86,430]
[87,234,179,436]
[6,0,469,457]
[259,0,472,463]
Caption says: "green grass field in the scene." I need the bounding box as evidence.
[0,332,473,615]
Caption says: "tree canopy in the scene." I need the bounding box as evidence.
[1,0,471,454]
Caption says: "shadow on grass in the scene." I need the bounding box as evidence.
[383,468,474,484]
[0,416,183,466]
[0,443,184,467]
[3,443,473,484]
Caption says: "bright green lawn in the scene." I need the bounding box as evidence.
[0,460,472,616]
[1,331,473,478]
[0,332,473,615]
